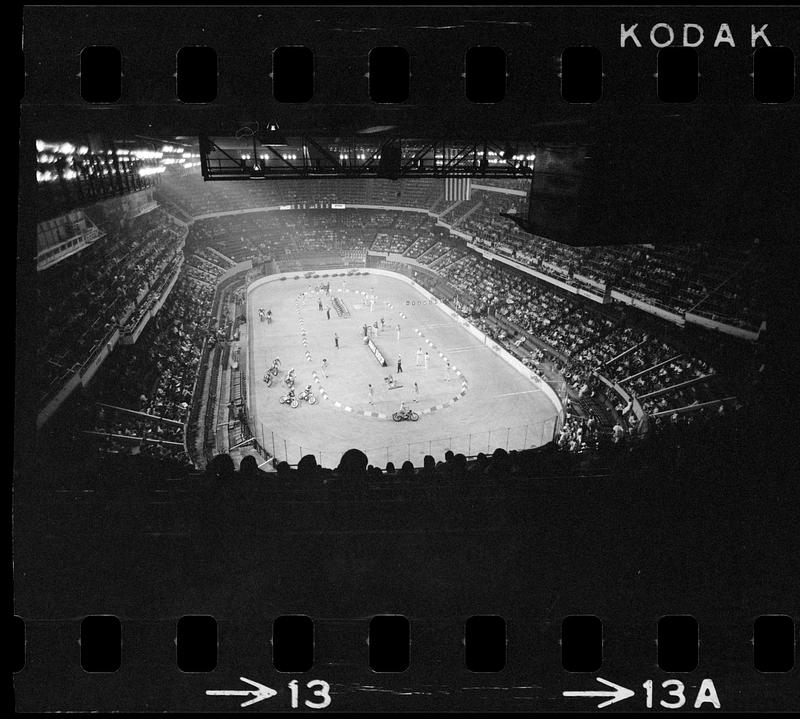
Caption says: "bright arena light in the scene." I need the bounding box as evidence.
[36,140,66,153]
[133,150,163,160]
[138,165,166,176]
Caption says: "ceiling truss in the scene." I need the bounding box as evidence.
[199,135,538,181]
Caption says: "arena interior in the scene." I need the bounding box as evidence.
[15,6,799,712]
[18,136,795,700]
[30,168,774,469]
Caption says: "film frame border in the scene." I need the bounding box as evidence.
[15,4,800,714]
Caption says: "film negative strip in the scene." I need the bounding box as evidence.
[15,5,799,713]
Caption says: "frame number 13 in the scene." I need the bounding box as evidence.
[288,679,332,709]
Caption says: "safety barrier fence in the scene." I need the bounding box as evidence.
[249,416,559,470]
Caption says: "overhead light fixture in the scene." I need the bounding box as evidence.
[356,125,397,135]
[259,121,289,147]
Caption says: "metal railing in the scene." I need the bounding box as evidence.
[249,416,559,470]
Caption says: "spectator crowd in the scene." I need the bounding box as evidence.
[38,207,185,402]
[39,181,765,472]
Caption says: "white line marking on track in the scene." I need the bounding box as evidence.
[493,389,542,398]
[445,346,483,353]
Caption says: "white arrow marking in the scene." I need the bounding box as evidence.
[206,676,278,707]
[563,676,635,708]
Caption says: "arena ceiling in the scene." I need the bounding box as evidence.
[20,5,799,248]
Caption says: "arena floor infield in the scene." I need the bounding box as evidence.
[247,270,560,468]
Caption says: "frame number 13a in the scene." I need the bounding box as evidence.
[643,679,720,709]
[564,676,720,710]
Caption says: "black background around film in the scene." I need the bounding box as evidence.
[15,5,800,713]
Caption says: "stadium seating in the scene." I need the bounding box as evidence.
[180,207,750,445]
[38,178,766,475]
[158,172,766,332]
[460,190,766,330]
[37,207,184,405]
[156,176,442,217]
[82,271,215,463]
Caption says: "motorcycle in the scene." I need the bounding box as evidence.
[279,393,299,408]
[263,372,273,387]
[284,373,296,387]
[298,388,317,405]
[269,364,279,376]
[393,407,419,422]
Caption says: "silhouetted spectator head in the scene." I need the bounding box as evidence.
[337,448,368,476]
[400,460,415,475]
[368,465,383,479]
[491,447,511,474]
[276,461,292,480]
[453,453,467,475]
[238,455,260,478]
[444,450,455,463]
[207,453,235,480]
[423,454,436,473]
[385,461,396,474]
[297,454,319,479]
